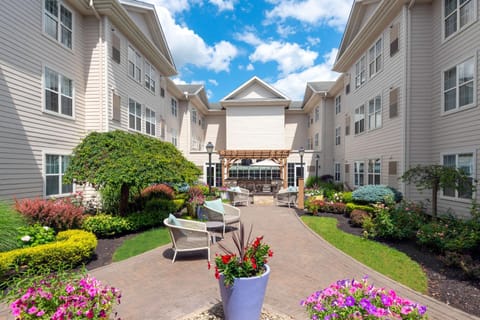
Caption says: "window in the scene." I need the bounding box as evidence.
[45,154,72,196]
[171,98,177,117]
[334,163,341,182]
[335,95,341,114]
[201,117,206,129]
[443,153,474,199]
[369,39,382,77]
[191,108,197,124]
[128,46,142,83]
[44,67,73,117]
[314,133,319,147]
[191,136,200,150]
[145,107,156,136]
[444,0,475,39]
[368,95,382,130]
[443,57,475,112]
[44,0,72,49]
[389,88,399,118]
[128,98,141,132]
[112,93,121,121]
[160,87,165,98]
[390,23,399,56]
[335,127,341,146]
[354,161,365,187]
[112,34,121,64]
[355,56,366,88]
[307,138,312,150]
[160,119,166,138]
[345,115,350,136]
[367,159,381,185]
[315,107,320,122]
[144,61,156,93]
[354,105,365,134]
[171,128,177,147]
[307,117,310,128]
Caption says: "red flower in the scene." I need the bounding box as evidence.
[268,249,274,257]
[207,261,211,270]
[215,267,220,279]
[221,254,231,264]
[253,236,263,248]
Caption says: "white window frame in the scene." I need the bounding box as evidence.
[367,158,381,185]
[335,127,341,146]
[314,133,319,148]
[145,107,156,136]
[128,98,142,132]
[335,95,341,114]
[191,108,197,124]
[354,105,365,134]
[43,0,73,49]
[43,66,74,118]
[334,162,341,182]
[171,128,178,147]
[368,95,382,130]
[443,0,476,40]
[368,38,382,78]
[354,161,365,187]
[355,56,366,89]
[315,107,320,122]
[43,151,74,197]
[171,98,178,117]
[128,45,142,83]
[442,56,476,114]
[441,151,475,200]
[144,61,156,93]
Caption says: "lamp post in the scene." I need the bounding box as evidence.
[299,147,305,179]
[315,154,319,181]
[206,141,214,194]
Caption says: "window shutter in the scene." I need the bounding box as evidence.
[388,161,397,175]
[112,93,121,121]
[345,115,350,136]
[345,164,350,174]
[112,34,121,64]
[389,88,399,118]
[390,23,399,56]
[160,87,165,97]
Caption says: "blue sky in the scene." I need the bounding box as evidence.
[145,0,353,101]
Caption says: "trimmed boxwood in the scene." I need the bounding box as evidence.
[0,230,97,280]
[345,203,375,215]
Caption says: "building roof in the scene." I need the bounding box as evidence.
[308,81,336,93]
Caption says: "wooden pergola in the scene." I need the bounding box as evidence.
[218,149,291,188]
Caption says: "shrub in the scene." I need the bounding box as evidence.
[352,185,396,204]
[305,198,325,215]
[342,191,353,203]
[188,186,205,206]
[82,214,133,238]
[350,209,370,227]
[141,183,175,200]
[345,203,374,215]
[17,224,56,248]
[171,182,190,193]
[126,210,169,231]
[5,270,121,320]
[15,198,85,231]
[0,202,27,252]
[144,198,176,213]
[0,230,97,280]
[388,186,403,203]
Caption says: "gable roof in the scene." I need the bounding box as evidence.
[301,81,335,108]
[177,84,210,110]
[220,76,291,107]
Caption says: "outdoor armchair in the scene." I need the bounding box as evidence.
[203,199,241,237]
[227,186,250,206]
[275,187,298,208]
[163,215,210,263]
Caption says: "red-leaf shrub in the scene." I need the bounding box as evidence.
[141,184,175,200]
[350,209,370,227]
[14,198,85,231]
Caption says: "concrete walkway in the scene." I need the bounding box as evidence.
[1,205,478,319]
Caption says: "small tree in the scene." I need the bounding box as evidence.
[64,130,201,215]
[400,164,471,218]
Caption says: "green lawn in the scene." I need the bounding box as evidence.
[112,227,170,262]
[301,216,428,293]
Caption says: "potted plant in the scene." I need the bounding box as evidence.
[187,186,205,218]
[209,223,273,320]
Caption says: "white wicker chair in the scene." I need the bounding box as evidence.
[203,202,241,237]
[163,217,210,263]
[275,188,298,208]
[227,187,250,206]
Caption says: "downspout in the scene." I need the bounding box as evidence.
[103,15,109,132]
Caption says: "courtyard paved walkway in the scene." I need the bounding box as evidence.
[1,205,478,319]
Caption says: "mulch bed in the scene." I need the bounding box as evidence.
[85,213,480,317]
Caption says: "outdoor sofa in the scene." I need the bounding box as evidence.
[203,199,241,237]
[227,186,250,206]
[275,187,298,208]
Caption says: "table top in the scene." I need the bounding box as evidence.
[205,221,224,229]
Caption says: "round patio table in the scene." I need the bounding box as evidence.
[205,221,224,243]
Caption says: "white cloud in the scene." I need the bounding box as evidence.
[265,0,352,30]
[234,31,262,46]
[208,79,219,86]
[246,63,254,71]
[147,0,195,14]
[307,36,321,46]
[209,0,235,11]
[272,48,339,100]
[154,6,238,72]
[249,41,318,75]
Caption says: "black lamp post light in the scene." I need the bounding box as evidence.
[206,141,214,194]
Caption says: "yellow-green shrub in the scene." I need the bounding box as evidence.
[0,230,97,279]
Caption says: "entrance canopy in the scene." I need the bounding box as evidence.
[218,149,290,188]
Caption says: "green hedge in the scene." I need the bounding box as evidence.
[0,230,97,280]
[345,203,374,215]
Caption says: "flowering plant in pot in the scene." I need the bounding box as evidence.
[301,276,428,319]
[209,223,273,320]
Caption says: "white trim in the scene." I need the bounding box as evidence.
[127,44,142,84]
[145,106,156,137]
[368,37,383,79]
[367,94,382,131]
[442,0,477,43]
[42,0,75,51]
[354,104,365,135]
[439,149,476,202]
[334,162,341,182]
[353,160,365,187]
[41,149,75,198]
[128,96,142,132]
[354,55,367,90]
[42,64,76,120]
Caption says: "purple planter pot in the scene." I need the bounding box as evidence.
[219,265,270,320]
